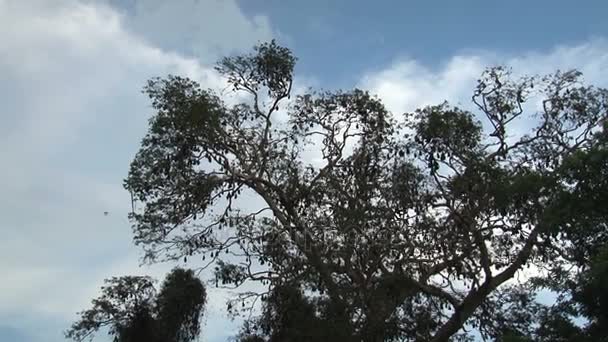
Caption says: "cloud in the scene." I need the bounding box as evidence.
[104,0,274,62]
[0,0,273,341]
[360,38,608,114]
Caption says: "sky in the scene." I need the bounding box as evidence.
[1,0,608,341]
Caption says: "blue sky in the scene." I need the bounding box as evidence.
[240,0,608,87]
[1,1,607,341]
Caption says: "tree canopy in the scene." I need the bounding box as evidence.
[85,40,608,341]
[66,268,206,342]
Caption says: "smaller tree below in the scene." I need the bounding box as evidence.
[66,268,206,342]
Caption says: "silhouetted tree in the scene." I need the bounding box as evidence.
[156,268,207,342]
[123,41,608,341]
[236,282,353,342]
[493,126,608,341]
[66,268,206,342]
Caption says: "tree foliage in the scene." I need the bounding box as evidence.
[236,282,353,342]
[66,268,206,342]
[122,40,608,341]
[506,125,608,341]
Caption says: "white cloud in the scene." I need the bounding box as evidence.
[360,57,483,114]
[0,0,274,341]
[104,0,275,62]
[360,38,608,114]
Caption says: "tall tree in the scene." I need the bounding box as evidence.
[66,268,206,342]
[124,40,608,341]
